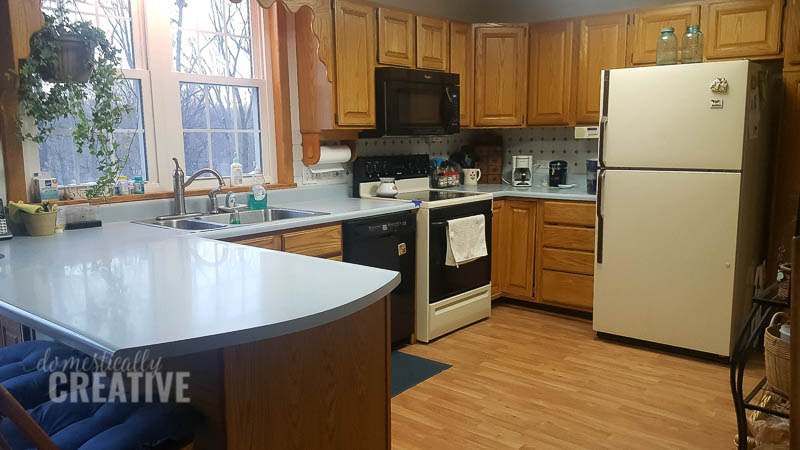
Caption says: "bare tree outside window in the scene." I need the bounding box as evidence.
[172,0,262,177]
[39,0,146,186]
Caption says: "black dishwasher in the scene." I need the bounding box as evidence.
[343,211,416,345]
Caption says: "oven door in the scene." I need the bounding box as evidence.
[428,201,492,304]
[384,80,459,136]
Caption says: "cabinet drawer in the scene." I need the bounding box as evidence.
[234,235,282,251]
[542,225,595,251]
[541,270,594,309]
[282,225,342,257]
[542,248,594,275]
[543,201,595,227]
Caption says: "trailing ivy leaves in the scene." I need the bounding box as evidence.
[17,9,133,200]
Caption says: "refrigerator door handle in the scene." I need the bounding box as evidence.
[598,70,610,168]
[596,169,606,264]
[598,116,608,167]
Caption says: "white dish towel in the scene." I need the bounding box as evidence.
[445,214,488,268]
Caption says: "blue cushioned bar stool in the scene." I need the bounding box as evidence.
[0,341,94,410]
[0,342,202,449]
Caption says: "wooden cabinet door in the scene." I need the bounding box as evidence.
[416,16,449,71]
[527,20,575,126]
[702,0,783,59]
[784,0,800,67]
[575,13,628,124]
[502,200,536,297]
[450,21,473,126]
[474,25,529,127]
[234,235,283,251]
[334,0,376,127]
[632,5,701,65]
[491,200,505,298]
[282,225,343,258]
[377,8,415,67]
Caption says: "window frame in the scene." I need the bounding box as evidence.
[142,0,277,192]
[33,0,278,193]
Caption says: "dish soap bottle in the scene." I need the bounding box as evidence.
[230,152,244,186]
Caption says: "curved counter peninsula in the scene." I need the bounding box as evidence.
[0,223,400,449]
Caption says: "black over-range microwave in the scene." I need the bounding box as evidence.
[363,67,460,138]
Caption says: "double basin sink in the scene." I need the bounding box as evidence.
[137,207,329,231]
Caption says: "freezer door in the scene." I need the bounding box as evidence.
[593,169,741,356]
[603,61,749,171]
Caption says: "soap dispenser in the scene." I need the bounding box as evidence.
[230,152,244,186]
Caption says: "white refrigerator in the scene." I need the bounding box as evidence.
[593,60,777,357]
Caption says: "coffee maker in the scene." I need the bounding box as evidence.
[512,155,533,187]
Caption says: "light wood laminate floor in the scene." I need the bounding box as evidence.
[392,301,762,449]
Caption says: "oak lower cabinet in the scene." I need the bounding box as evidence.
[575,13,628,124]
[701,0,784,60]
[527,19,575,126]
[377,8,415,67]
[491,200,506,298]
[491,198,596,311]
[227,224,343,260]
[537,201,596,311]
[473,24,529,127]
[334,0,376,127]
[631,5,701,65]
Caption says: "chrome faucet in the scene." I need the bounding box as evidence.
[169,158,225,216]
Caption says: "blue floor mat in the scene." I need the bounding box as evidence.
[391,351,451,397]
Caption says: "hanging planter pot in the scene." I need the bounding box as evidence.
[36,34,96,83]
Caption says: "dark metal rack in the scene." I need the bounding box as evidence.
[730,283,790,450]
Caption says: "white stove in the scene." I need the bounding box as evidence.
[358,177,493,208]
[354,156,493,342]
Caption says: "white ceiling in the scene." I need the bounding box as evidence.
[372,0,693,23]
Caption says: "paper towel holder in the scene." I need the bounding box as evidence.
[302,130,358,165]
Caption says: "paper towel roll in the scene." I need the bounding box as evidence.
[317,145,352,164]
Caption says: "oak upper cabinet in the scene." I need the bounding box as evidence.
[502,200,537,298]
[527,20,575,126]
[450,21,473,126]
[334,0,376,127]
[377,8,415,67]
[491,200,506,298]
[701,0,784,60]
[784,0,800,67]
[575,13,628,124]
[416,16,449,71]
[474,24,529,127]
[631,5,701,65]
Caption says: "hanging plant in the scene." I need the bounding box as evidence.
[16,8,133,200]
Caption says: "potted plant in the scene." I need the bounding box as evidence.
[16,8,133,200]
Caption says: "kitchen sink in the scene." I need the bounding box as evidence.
[135,207,328,230]
[197,207,328,225]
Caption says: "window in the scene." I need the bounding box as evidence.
[39,0,148,185]
[35,0,274,190]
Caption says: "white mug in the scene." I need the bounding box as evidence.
[462,168,482,186]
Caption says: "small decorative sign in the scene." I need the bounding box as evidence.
[710,99,724,109]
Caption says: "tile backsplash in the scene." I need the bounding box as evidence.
[499,128,598,175]
[296,127,598,186]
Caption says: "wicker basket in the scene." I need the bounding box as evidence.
[764,312,791,398]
